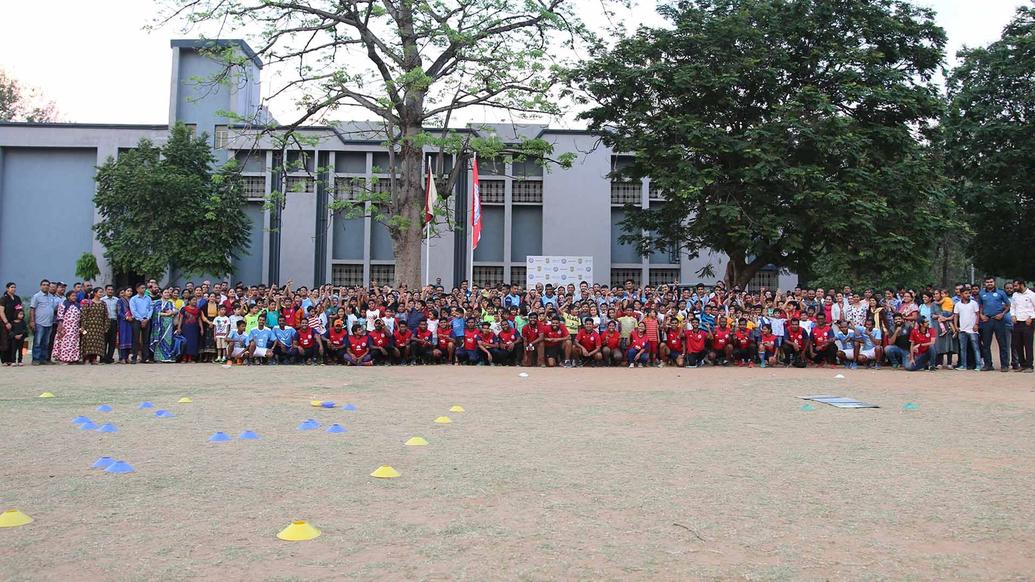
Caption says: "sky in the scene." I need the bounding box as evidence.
[0,0,1028,126]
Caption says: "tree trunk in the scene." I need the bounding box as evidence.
[392,121,426,288]
[724,250,769,290]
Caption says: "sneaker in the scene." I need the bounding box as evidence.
[629,363,635,368]
[748,361,755,368]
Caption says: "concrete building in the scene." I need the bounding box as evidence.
[0,39,796,291]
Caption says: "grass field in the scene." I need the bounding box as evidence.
[1,363,1033,581]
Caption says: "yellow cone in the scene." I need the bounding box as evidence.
[434,416,452,424]
[370,465,400,479]
[276,520,321,541]
[178,397,192,404]
[405,436,428,446]
[0,509,33,528]
[38,392,55,398]
[449,405,465,413]
[310,400,323,407]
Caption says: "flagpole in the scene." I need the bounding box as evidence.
[468,154,476,286]
[425,156,431,287]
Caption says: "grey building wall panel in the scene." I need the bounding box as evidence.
[610,208,642,264]
[232,202,265,285]
[0,147,98,286]
[175,50,232,148]
[279,190,316,285]
[473,206,504,262]
[331,215,364,260]
[510,206,543,261]
[369,218,394,261]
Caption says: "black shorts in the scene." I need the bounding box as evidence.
[545,345,563,361]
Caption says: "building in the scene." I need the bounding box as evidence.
[0,39,797,291]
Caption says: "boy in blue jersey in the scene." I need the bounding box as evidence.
[246,313,275,364]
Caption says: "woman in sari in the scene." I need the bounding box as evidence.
[178,296,201,363]
[80,287,108,364]
[151,288,178,363]
[116,287,135,363]
[54,290,82,363]
[200,292,219,362]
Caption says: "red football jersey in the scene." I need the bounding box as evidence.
[733,329,751,348]
[327,328,347,347]
[462,329,479,350]
[575,329,601,351]
[369,329,389,348]
[348,334,369,356]
[684,329,708,353]
[785,327,806,347]
[394,329,413,345]
[298,327,314,348]
[664,330,683,351]
[544,325,569,340]
[415,329,433,343]
[601,330,622,349]
[712,327,730,349]
[522,321,546,342]
[629,330,649,351]
[498,328,518,344]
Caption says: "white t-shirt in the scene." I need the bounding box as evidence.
[228,314,244,330]
[213,316,231,336]
[954,300,980,334]
[770,317,786,336]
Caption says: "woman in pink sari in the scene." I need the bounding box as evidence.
[54,290,82,363]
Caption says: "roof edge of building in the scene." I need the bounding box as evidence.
[171,38,263,69]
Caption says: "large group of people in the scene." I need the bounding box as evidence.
[2,276,1033,373]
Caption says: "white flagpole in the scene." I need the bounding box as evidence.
[467,154,475,286]
[425,156,431,287]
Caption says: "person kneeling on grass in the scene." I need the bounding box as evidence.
[226,320,249,364]
[476,321,498,366]
[296,318,322,365]
[857,319,883,369]
[521,312,546,367]
[495,319,521,366]
[575,317,603,367]
[345,323,373,366]
[601,320,623,367]
[682,318,710,367]
[390,320,414,364]
[272,319,299,364]
[627,321,651,368]
[412,320,435,364]
[781,318,808,368]
[543,315,573,368]
[368,319,391,365]
[758,323,777,368]
[245,314,275,364]
[659,320,683,368]
[907,317,938,371]
[324,320,348,364]
[732,318,756,367]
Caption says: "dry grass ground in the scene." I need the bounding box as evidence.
[1,363,1034,581]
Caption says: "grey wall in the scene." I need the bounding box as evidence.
[473,206,504,262]
[0,147,98,286]
[610,208,641,264]
[174,50,232,155]
[370,218,394,261]
[279,190,316,285]
[332,215,364,260]
[510,206,542,261]
[231,202,266,285]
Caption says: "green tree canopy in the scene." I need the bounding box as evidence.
[93,123,251,280]
[944,6,1035,280]
[573,0,954,288]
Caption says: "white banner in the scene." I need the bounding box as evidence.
[526,256,594,288]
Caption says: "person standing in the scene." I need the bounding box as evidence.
[1009,279,1035,372]
[977,277,1011,372]
[116,287,134,363]
[100,285,119,363]
[129,283,154,364]
[953,288,981,371]
[28,279,55,365]
[0,282,23,366]
[80,288,109,365]
[53,290,83,364]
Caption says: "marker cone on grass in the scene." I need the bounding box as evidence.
[326,423,347,433]
[138,402,154,409]
[155,410,174,418]
[449,405,465,413]
[104,460,135,474]
[72,416,91,425]
[178,397,192,404]
[405,436,428,446]
[800,404,816,412]
[277,520,321,541]
[208,431,231,442]
[370,465,400,479]
[239,430,260,440]
[79,421,98,430]
[297,419,319,430]
[904,402,920,411]
[342,403,357,411]
[96,423,118,433]
[434,416,452,424]
[38,392,55,398]
[0,509,33,528]
[91,456,114,469]
[96,404,113,412]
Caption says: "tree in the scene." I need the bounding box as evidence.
[572,0,955,288]
[944,6,1035,280]
[94,123,251,280]
[75,253,101,283]
[158,0,596,286]
[0,69,59,122]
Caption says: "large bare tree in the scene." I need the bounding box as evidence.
[159,0,603,286]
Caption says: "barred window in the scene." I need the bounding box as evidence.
[332,264,363,287]
[648,181,664,201]
[185,123,197,138]
[286,176,315,193]
[214,125,229,149]
[649,268,680,287]
[480,180,505,204]
[611,268,642,288]
[610,181,641,205]
[513,180,543,203]
[370,264,396,287]
[335,177,365,200]
[747,268,779,292]
[243,176,266,198]
[473,265,504,288]
[510,266,527,286]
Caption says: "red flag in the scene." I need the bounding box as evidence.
[471,158,482,250]
[424,159,437,225]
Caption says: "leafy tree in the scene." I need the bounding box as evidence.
[944,6,1035,280]
[573,0,955,288]
[94,123,250,280]
[0,69,58,122]
[157,0,596,286]
[75,253,101,283]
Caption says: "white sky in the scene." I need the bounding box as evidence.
[0,0,1028,125]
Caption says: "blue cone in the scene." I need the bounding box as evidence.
[239,430,260,440]
[326,423,347,433]
[79,420,99,430]
[104,460,135,474]
[96,404,113,412]
[91,456,114,469]
[138,401,154,409]
[155,410,174,418]
[904,402,920,411]
[297,419,319,430]
[342,403,357,411]
[73,415,91,425]
[208,431,231,442]
[321,401,336,408]
[96,423,118,433]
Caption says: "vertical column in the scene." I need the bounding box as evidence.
[640,177,649,286]
[503,161,514,284]
[261,150,273,284]
[362,152,373,285]
[94,143,117,284]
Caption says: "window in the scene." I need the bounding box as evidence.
[335,177,365,200]
[648,181,664,201]
[610,181,641,205]
[370,264,396,286]
[332,264,363,287]
[185,123,198,138]
[473,265,504,288]
[611,268,642,288]
[214,125,229,149]
[286,176,315,193]
[513,180,543,203]
[243,176,266,198]
[649,268,680,287]
[747,268,779,292]
[509,266,527,286]
[286,150,314,173]
[480,179,505,204]
[335,152,366,173]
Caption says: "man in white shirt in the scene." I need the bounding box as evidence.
[1009,279,1035,372]
[953,289,982,371]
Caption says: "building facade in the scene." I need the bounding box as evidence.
[0,39,797,291]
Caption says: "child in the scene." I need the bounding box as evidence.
[213,306,231,363]
[7,310,28,366]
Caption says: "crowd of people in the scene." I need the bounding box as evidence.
[2,276,1033,373]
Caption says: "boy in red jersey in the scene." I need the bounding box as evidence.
[344,323,373,366]
[659,319,684,367]
[543,315,573,368]
[732,318,756,367]
[626,321,651,367]
[296,318,322,365]
[496,319,521,366]
[477,321,498,365]
[709,319,733,366]
[456,318,482,365]
[575,317,603,366]
[413,320,434,364]
[324,319,348,364]
[434,320,454,364]
[758,323,777,367]
[781,318,809,368]
[907,316,937,371]
[601,320,623,366]
[390,320,414,364]
[521,312,546,367]
[368,318,391,365]
[808,313,836,367]
[682,318,710,367]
